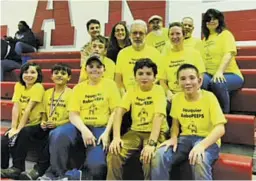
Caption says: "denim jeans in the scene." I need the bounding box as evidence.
[201,73,244,113]
[151,136,220,180]
[0,59,21,81]
[15,42,36,55]
[48,123,107,179]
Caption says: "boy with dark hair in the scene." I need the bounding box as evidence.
[151,63,226,180]
[19,63,73,180]
[107,58,169,180]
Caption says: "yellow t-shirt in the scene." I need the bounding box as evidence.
[79,56,115,81]
[116,45,162,91]
[12,82,45,126]
[171,90,227,146]
[145,28,169,53]
[68,78,121,127]
[120,84,169,132]
[202,30,243,79]
[43,87,72,126]
[158,48,205,93]
[184,37,203,54]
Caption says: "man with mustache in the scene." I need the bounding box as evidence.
[80,19,102,67]
[115,19,162,96]
[145,15,169,53]
[182,17,203,53]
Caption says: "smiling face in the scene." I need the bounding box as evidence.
[91,40,105,56]
[114,24,126,41]
[178,68,202,95]
[86,61,104,81]
[206,16,219,32]
[182,18,194,38]
[51,70,70,86]
[149,19,163,31]
[135,66,155,90]
[22,66,38,87]
[88,23,101,39]
[169,26,184,46]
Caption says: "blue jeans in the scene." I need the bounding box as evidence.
[48,123,107,179]
[0,59,21,81]
[151,136,220,180]
[201,73,244,113]
[15,42,36,55]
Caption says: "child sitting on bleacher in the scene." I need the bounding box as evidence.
[18,63,72,180]
[107,58,169,180]
[78,35,115,82]
[151,64,226,180]
[1,62,45,179]
[39,55,120,180]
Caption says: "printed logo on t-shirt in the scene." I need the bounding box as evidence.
[181,108,204,134]
[89,103,98,115]
[138,107,148,123]
[155,40,166,50]
[168,59,185,68]
[20,95,30,103]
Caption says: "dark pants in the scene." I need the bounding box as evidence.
[1,125,50,173]
[0,59,21,81]
[202,73,244,113]
[47,123,107,179]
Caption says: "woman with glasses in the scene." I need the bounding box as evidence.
[107,22,131,63]
[201,8,244,113]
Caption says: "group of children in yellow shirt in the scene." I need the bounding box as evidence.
[1,8,244,181]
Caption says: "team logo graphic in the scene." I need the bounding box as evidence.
[138,108,148,123]
[89,103,98,115]
[188,121,197,134]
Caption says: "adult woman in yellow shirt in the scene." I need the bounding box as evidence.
[201,9,244,113]
[1,62,45,179]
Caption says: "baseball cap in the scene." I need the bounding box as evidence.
[148,15,163,23]
[86,54,104,66]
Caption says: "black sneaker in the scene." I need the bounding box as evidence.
[20,169,41,180]
[1,167,22,179]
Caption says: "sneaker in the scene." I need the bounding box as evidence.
[64,169,82,180]
[37,172,56,181]
[20,169,41,180]
[1,167,22,179]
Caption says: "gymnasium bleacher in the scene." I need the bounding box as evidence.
[0,46,256,180]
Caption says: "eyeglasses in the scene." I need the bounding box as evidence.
[205,16,217,22]
[131,31,145,36]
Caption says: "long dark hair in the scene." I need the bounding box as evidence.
[108,22,131,50]
[202,9,226,40]
[19,21,30,30]
[19,62,43,86]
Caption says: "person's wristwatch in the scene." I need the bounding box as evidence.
[147,139,157,147]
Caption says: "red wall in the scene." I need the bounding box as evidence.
[224,9,256,41]
[105,1,166,36]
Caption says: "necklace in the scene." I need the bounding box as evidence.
[49,88,66,117]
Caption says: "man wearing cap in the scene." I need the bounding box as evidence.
[145,15,169,53]
[115,19,162,96]
[182,17,203,53]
